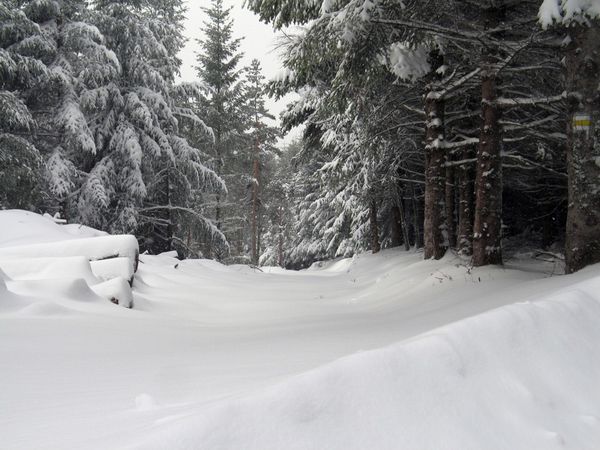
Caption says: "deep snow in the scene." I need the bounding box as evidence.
[1,215,599,449]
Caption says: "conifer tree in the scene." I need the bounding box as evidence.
[0,2,48,208]
[82,0,225,253]
[245,59,280,265]
[194,0,247,259]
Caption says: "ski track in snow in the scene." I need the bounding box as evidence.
[1,247,599,449]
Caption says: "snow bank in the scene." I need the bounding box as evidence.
[0,209,105,247]
[90,257,135,284]
[0,235,139,272]
[1,245,599,449]
[0,210,137,311]
[91,277,133,308]
[0,256,99,285]
[133,276,600,450]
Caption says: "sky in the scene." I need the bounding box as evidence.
[179,0,302,146]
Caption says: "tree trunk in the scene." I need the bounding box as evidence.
[472,7,503,267]
[564,23,600,273]
[412,187,424,249]
[445,154,456,249]
[457,147,475,255]
[277,206,284,267]
[370,200,381,254]
[250,136,261,266]
[398,195,411,251]
[423,50,447,259]
[391,206,402,248]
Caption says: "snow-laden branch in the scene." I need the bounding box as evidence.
[497,92,566,107]
[501,115,559,131]
[502,153,567,178]
[427,68,481,101]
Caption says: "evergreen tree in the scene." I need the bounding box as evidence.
[245,59,280,265]
[194,0,247,259]
[81,0,225,253]
[0,1,48,209]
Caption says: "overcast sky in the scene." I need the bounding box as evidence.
[179,0,301,146]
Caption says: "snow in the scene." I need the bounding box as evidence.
[0,212,599,449]
[0,209,107,247]
[539,0,600,27]
[385,42,431,81]
[0,233,139,272]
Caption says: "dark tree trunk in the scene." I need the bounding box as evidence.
[564,23,600,273]
[370,200,381,254]
[391,205,403,248]
[445,154,456,249]
[250,135,261,266]
[398,196,411,251]
[423,49,447,260]
[472,6,503,267]
[457,147,475,255]
[412,187,424,249]
[150,163,174,255]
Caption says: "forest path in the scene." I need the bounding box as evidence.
[0,249,579,449]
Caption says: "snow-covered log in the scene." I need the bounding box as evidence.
[0,235,139,274]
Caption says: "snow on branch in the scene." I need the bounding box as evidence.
[497,92,566,107]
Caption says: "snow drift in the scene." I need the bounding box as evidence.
[0,210,138,308]
[0,215,599,449]
[132,276,600,450]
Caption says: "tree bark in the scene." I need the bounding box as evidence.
[398,196,411,251]
[564,23,600,273]
[250,134,261,266]
[457,146,475,255]
[277,206,284,267]
[391,206,402,248]
[472,6,503,267]
[423,51,447,259]
[423,95,446,259]
[445,154,456,249]
[412,187,424,249]
[370,200,381,254]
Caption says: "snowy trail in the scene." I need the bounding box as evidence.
[1,249,598,449]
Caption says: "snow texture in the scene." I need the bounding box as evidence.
[0,214,599,449]
[539,0,600,27]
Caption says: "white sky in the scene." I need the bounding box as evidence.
[179,0,302,146]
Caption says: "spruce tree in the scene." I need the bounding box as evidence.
[245,59,280,265]
[82,0,225,253]
[0,2,48,209]
[194,0,249,260]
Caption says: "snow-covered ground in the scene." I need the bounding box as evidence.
[1,212,599,449]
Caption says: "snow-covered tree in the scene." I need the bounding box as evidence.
[245,59,280,265]
[193,0,249,260]
[79,0,225,254]
[0,2,47,209]
[540,0,600,272]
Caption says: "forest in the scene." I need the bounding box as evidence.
[2,1,600,448]
[1,0,599,272]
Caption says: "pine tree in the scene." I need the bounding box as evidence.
[194,0,248,259]
[0,1,48,209]
[81,0,225,253]
[245,59,280,265]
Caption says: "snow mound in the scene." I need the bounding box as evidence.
[0,235,139,272]
[0,209,106,247]
[0,256,98,284]
[91,277,134,308]
[134,277,600,450]
[0,210,138,311]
